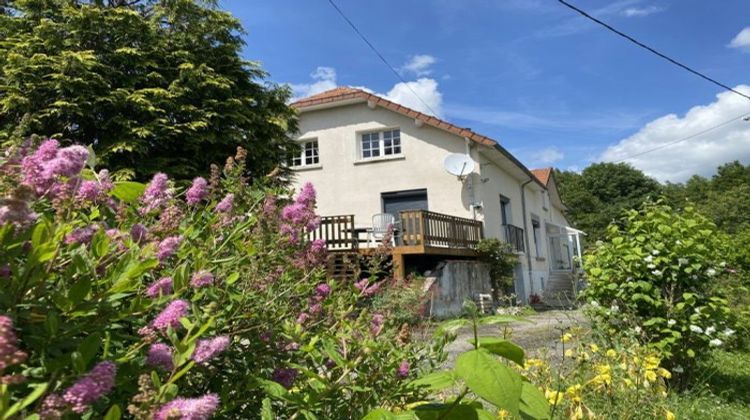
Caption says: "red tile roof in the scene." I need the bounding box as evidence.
[530,168,553,185]
[291,87,497,147]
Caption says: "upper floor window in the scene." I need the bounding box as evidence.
[290,140,319,167]
[360,129,401,159]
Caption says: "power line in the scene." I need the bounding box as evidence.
[557,0,750,102]
[613,111,750,163]
[325,0,440,116]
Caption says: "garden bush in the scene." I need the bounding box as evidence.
[0,138,445,418]
[476,238,517,300]
[583,201,735,378]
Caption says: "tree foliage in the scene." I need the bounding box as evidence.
[555,163,661,241]
[0,0,297,180]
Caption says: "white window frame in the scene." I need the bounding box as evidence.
[290,140,320,168]
[359,129,402,160]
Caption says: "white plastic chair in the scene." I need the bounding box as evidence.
[366,213,396,247]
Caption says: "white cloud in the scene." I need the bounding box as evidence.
[289,66,337,101]
[728,27,750,52]
[400,55,437,76]
[599,86,750,183]
[622,6,663,17]
[532,147,564,164]
[382,78,443,117]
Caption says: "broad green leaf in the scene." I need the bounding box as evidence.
[261,398,274,420]
[259,379,289,399]
[412,402,493,420]
[78,333,101,366]
[103,404,121,420]
[2,383,48,419]
[408,371,457,392]
[68,277,92,305]
[363,408,398,420]
[226,272,240,285]
[470,338,525,366]
[434,319,468,337]
[519,382,550,420]
[454,349,522,416]
[110,181,146,203]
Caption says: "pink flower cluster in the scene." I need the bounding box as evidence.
[21,139,89,198]
[192,336,230,364]
[62,361,117,413]
[370,314,385,336]
[190,271,215,288]
[147,343,174,371]
[0,316,27,376]
[397,361,410,379]
[140,173,172,215]
[154,394,219,420]
[355,279,381,297]
[64,225,98,246]
[215,193,234,213]
[157,235,182,261]
[279,183,320,244]
[152,300,189,331]
[130,223,148,244]
[185,177,209,206]
[292,239,326,269]
[271,367,299,389]
[146,277,173,298]
[75,170,113,204]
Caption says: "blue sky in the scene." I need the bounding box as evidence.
[221,0,750,182]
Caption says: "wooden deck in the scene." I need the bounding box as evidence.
[308,210,484,278]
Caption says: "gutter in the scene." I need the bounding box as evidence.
[520,177,534,301]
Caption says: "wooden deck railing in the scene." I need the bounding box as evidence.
[308,215,358,251]
[399,210,483,249]
[503,224,525,253]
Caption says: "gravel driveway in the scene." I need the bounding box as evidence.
[440,309,588,368]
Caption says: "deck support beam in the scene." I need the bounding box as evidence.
[393,252,406,280]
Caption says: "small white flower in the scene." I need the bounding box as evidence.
[610,305,619,313]
[689,325,703,334]
[590,300,600,307]
[673,365,684,373]
[705,326,716,335]
[652,270,663,276]
[707,268,717,276]
[723,328,735,337]
[634,326,642,334]
[240,338,251,346]
[667,319,677,326]
[651,249,660,256]
[691,275,698,280]
[709,338,723,347]
[644,255,654,263]
[720,261,727,267]
[678,258,689,266]
[647,263,656,269]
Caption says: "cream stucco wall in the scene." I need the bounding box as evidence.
[291,102,476,226]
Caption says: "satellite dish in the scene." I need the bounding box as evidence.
[443,153,475,179]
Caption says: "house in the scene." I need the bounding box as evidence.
[289,87,584,305]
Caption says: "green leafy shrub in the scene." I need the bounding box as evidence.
[366,301,550,419]
[370,276,428,327]
[476,238,518,299]
[583,201,735,377]
[0,139,445,418]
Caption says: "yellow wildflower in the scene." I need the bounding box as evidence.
[497,409,511,419]
[645,355,660,369]
[589,343,600,353]
[572,405,584,420]
[658,367,672,379]
[562,333,573,343]
[644,369,658,383]
[606,349,617,358]
[565,348,575,358]
[665,409,676,420]
[545,389,564,405]
[566,384,583,402]
[524,358,546,370]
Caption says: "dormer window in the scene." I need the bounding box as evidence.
[360,129,401,159]
[290,140,319,167]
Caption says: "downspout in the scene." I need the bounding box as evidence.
[464,137,477,220]
[520,177,534,301]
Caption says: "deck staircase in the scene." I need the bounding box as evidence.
[542,271,578,308]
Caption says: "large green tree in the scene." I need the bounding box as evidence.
[555,162,662,241]
[0,0,297,180]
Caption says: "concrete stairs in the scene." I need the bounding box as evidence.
[542,271,578,308]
